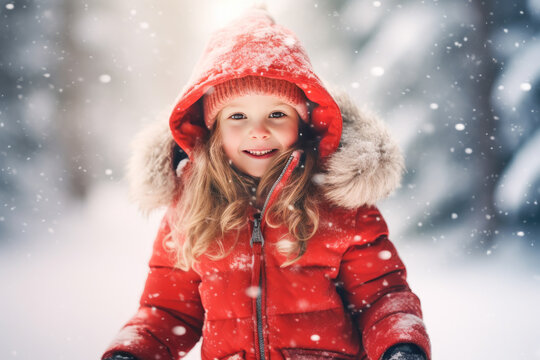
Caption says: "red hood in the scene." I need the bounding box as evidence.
[169,7,342,162]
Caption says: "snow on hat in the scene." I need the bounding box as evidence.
[202,76,309,129]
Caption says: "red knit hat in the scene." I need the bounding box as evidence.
[202,76,309,129]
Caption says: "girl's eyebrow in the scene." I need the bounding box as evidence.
[223,99,291,107]
[270,101,292,107]
[220,104,291,115]
[220,105,241,112]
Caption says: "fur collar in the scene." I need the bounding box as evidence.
[126,87,404,214]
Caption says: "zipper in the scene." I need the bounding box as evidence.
[250,212,264,247]
[258,153,296,220]
[249,152,298,360]
[251,213,265,360]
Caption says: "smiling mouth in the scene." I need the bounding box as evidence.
[243,149,278,158]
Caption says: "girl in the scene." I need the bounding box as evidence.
[102,6,431,360]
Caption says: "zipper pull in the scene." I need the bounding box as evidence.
[250,213,264,247]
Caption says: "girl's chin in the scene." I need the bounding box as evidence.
[242,166,268,178]
[244,171,265,178]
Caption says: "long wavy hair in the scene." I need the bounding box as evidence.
[169,115,322,271]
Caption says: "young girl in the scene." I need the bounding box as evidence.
[102,6,431,360]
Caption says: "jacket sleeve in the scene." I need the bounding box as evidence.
[337,206,431,360]
[102,207,204,360]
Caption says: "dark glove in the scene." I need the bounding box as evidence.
[381,343,427,360]
[103,352,138,360]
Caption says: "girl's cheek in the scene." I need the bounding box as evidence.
[284,124,300,147]
[221,126,240,141]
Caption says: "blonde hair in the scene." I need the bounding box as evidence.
[169,117,321,271]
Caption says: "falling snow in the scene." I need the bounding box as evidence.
[370,66,385,77]
[520,82,531,91]
[99,74,112,83]
[245,286,260,299]
[172,326,187,336]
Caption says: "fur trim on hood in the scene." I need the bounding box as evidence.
[126,88,404,214]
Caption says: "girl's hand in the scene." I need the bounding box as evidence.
[381,343,427,360]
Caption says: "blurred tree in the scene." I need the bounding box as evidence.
[0,0,95,239]
[0,0,64,238]
[488,0,540,249]
[315,0,539,253]
[55,0,92,199]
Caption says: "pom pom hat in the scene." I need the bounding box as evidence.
[169,6,342,162]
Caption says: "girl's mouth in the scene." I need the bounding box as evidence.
[243,149,278,158]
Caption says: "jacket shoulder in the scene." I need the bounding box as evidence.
[352,205,390,245]
[318,201,389,246]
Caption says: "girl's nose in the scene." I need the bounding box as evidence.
[249,121,271,139]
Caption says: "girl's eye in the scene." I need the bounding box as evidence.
[230,113,246,120]
[269,111,286,118]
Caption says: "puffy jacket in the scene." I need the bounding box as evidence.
[102,6,431,360]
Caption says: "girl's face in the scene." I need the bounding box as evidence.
[217,94,300,178]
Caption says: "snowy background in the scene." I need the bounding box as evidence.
[1,0,540,359]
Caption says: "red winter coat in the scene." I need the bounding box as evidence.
[102,7,430,360]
